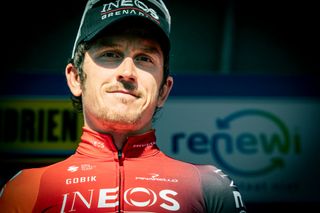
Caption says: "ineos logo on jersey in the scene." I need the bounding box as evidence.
[124,187,180,211]
[101,0,160,22]
[60,187,180,212]
[124,187,157,207]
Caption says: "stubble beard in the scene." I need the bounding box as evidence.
[99,106,144,129]
[81,77,157,132]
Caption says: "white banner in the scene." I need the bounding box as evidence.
[154,98,320,203]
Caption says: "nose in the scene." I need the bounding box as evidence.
[117,57,137,83]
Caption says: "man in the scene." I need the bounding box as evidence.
[0,0,247,212]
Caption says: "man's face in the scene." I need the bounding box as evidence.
[78,33,172,133]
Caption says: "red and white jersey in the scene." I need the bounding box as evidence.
[0,127,247,212]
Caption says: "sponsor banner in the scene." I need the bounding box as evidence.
[0,99,83,155]
[154,98,320,203]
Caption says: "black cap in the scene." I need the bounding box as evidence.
[72,0,171,58]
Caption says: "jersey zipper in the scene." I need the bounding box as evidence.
[117,149,124,213]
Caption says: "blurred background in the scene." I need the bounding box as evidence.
[1,0,319,212]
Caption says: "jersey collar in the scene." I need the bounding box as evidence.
[76,127,160,159]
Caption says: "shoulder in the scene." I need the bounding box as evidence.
[195,164,232,187]
[0,156,77,212]
[0,156,74,210]
[194,164,247,213]
[1,167,46,192]
[0,167,46,212]
[1,157,71,192]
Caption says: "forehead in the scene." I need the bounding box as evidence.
[87,18,167,54]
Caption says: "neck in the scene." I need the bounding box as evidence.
[111,132,129,150]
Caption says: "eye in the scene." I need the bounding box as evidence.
[100,51,121,59]
[135,55,153,63]
[93,50,123,66]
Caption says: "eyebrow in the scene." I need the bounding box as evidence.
[140,46,162,57]
[94,39,162,57]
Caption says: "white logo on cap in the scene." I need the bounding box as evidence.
[101,0,159,21]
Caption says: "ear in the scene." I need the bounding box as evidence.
[157,76,173,107]
[65,63,82,97]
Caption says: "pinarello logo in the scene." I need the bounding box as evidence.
[136,173,179,183]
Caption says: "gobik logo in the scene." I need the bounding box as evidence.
[172,109,301,176]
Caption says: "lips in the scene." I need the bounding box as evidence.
[108,90,139,98]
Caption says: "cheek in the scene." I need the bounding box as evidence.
[81,74,104,104]
[142,75,162,100]
[82,65,113,92]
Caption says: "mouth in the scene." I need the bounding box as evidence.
[108,90,139,98]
